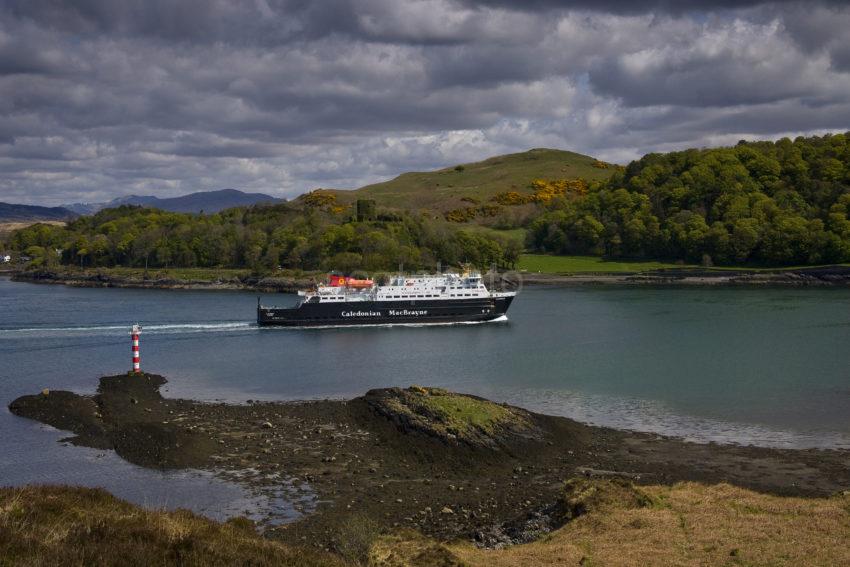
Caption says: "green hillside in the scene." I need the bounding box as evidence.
[328,148,617,212]
[528,133,850,265]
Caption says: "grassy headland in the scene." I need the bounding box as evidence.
[451,480,850,566]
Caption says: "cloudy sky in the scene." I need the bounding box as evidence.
[1,0,849,205]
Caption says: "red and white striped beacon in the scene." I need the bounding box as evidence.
[131,324,142,373]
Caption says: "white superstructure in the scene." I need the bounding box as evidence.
[298,272,514,304]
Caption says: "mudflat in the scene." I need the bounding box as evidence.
[9,374,850,550]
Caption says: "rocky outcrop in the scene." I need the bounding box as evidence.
[362,386,544,450]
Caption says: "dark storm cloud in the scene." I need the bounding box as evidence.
[4,0,289,42]
[456,0,848,14]
[0,0,848,205]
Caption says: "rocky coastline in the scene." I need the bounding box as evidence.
[518,265,850,286]
[8,264,850,292]
[9,374,850,552]
[9,268,314,293]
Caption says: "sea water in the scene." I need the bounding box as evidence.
[2,277,850,513]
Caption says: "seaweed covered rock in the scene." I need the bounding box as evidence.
[362,386,543,449]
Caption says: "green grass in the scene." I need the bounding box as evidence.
[416,388,514,432]
[388,386,531,442]
[325,148,617,213]
[463,225,527,246]
[519,254,694,274]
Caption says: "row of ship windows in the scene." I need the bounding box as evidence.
[379,293,480,298]
[302,313,469,320]
[383,296,491,299]
[320,294,483,300]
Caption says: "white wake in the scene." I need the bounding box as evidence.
[0,322,253,339]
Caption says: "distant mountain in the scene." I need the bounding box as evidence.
[62,203,102,215]
[0,202,76,223]
[64,189,282,215]
[64,196,158,215]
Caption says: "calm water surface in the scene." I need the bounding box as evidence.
[2,277,850,513]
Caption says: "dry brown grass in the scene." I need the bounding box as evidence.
[369,529,465,567]
[6,481,850,566]
[0,221,65,238]
[0,485,343,567]
[449,481,850,567]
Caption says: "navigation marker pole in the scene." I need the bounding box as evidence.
[131,324,141,373]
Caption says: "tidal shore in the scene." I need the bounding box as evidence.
[520,265,850,286]
[9,374,850,552]
[9,264,850,291]
[9,268,313,292]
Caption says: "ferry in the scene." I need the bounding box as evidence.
[257,272,515,327]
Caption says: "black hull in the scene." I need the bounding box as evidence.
[258,296,513,327]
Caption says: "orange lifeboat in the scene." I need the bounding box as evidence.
[346,278,374,288]
[327,274,373,288]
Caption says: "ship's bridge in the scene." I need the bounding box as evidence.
[376,272,488,300]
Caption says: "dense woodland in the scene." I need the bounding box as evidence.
[7,133,850,271]
[528,133,850,265]
[7,203,521,273]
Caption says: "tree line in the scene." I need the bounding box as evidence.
[527,133,850,265]
[8,202,521,273]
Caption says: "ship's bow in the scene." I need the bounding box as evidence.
[493,293,515,316]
